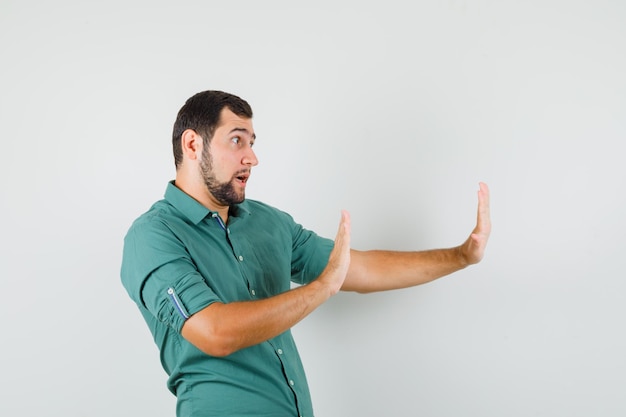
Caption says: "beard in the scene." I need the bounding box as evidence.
[199,146,246,206]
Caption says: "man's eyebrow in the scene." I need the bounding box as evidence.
[229,127,256,140]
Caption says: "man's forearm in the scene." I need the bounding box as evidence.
[181,279,333,357]
[341,247,468,293]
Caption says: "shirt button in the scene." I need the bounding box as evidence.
[238,255,244,261]
[277,349,283,355]
[289,380,295,386]
[251,289,256,296]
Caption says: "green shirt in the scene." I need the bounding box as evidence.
[121,182,333,417]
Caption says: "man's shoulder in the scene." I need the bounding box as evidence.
[125,199,182,235]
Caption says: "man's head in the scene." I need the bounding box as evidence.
[172,90,253,169]
[172,90,258,209]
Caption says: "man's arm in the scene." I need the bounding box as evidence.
[181,211,352,357]
[341,182,491,293]
[180,183,490,356]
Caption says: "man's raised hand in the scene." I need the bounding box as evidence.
[460,182,491,265]
[318,210,352,296]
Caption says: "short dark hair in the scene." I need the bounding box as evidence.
[172,90,253,168]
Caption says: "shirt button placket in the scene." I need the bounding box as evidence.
[276,348,295,387]
[277,347,303,417]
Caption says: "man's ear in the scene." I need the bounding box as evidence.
[180,129,203,162]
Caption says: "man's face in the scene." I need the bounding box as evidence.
[199,108,258,206]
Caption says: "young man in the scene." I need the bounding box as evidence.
[121,90,491,417]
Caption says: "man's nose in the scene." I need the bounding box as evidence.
[242,147,258,166]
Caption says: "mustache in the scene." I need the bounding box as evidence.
[233,168,251,177]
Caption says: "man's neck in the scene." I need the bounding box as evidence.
[174,177,230,223]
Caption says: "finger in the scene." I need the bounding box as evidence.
[340,209,351,235]
[328,211,351,274]
[476,182,491,234]
[335,210,351,250]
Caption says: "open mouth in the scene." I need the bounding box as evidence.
[235,172,250,184]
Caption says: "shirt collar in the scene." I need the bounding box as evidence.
[164,181,251,225]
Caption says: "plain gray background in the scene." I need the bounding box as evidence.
[1,1,625,416]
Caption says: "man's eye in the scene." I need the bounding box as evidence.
[231,137,240,144]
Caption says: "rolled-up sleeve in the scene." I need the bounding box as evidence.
[121,217,220,333]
